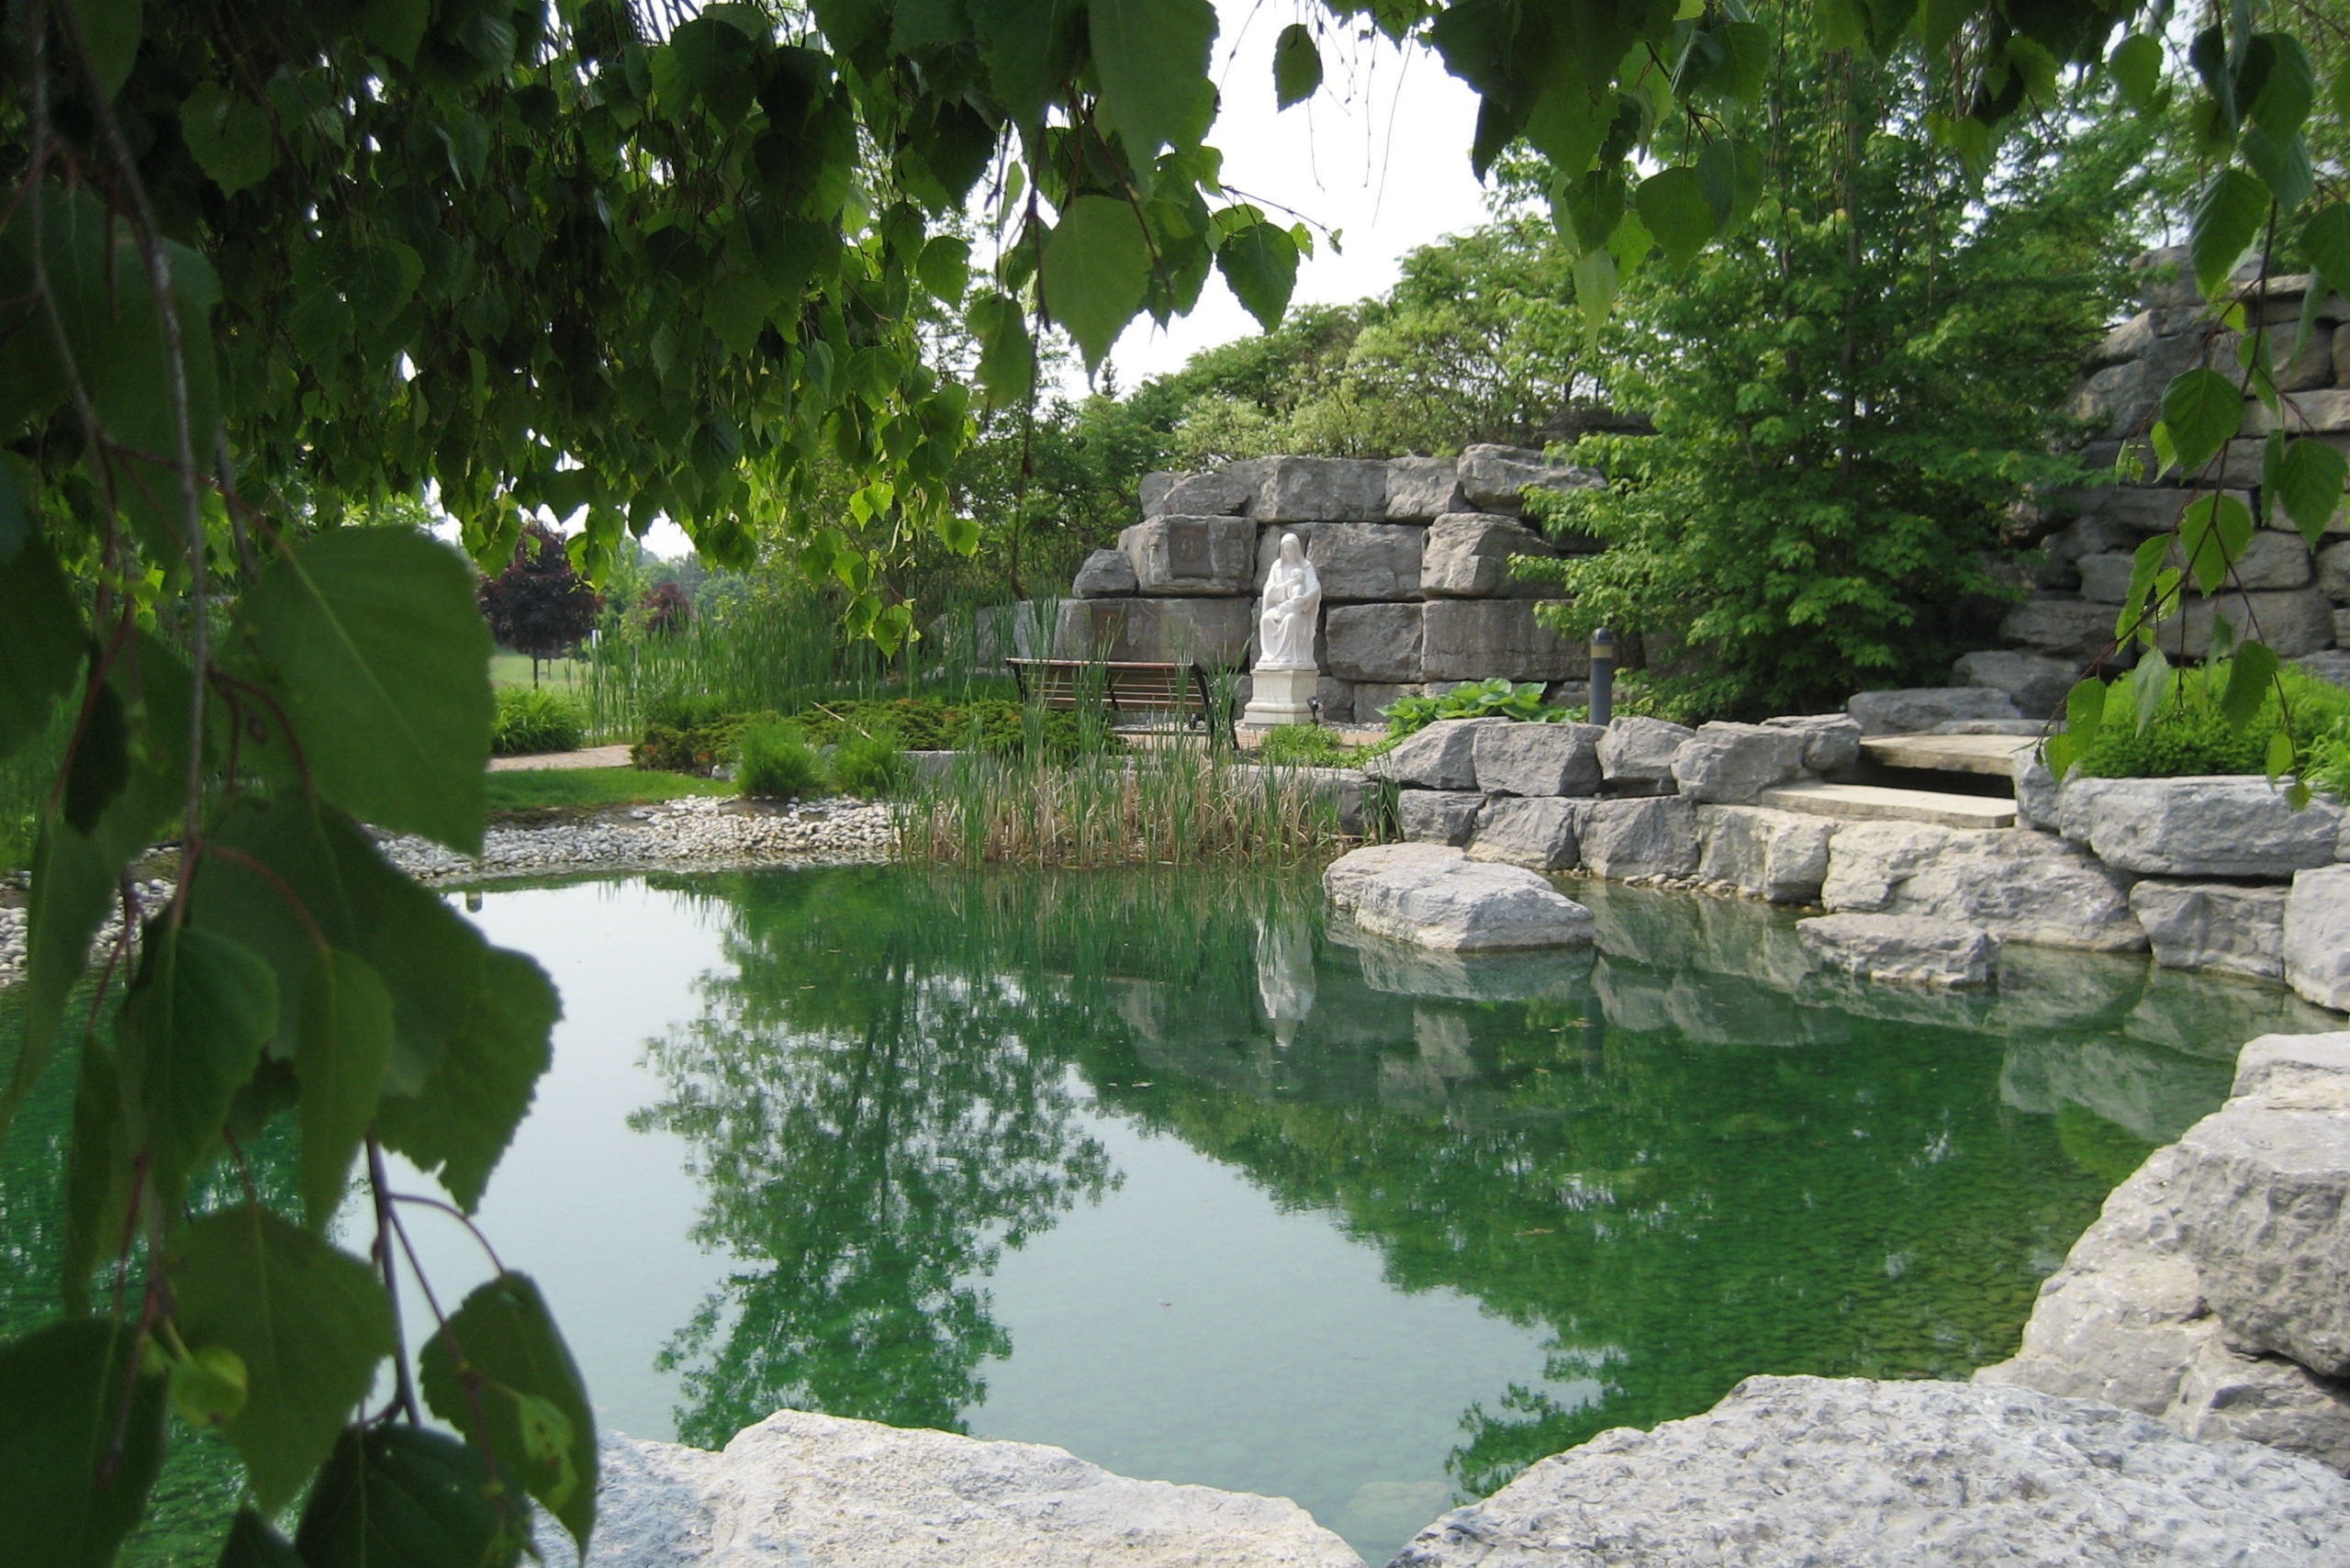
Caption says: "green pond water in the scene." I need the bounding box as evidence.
[4,865,2338,1565]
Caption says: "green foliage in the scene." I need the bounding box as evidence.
[736,720,827,801]
[1253,723,1355,767]
[2070,656,2350,779]
[490,689,589,757]
[1382,679,1566,736]
[485,767,734,815]
[420,1274,596,1554]
[1522,21,2148,716]
[830,728,912,798]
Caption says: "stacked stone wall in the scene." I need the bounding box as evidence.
[1058,446,1617,724]
[1986,248,2350,714]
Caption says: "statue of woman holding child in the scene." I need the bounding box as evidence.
[1256,532,1321,671]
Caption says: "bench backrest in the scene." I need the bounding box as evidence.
[1007,658,1226,736]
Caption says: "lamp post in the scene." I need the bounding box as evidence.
[1589,627,1616,726]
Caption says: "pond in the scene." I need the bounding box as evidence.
[4,864,2337,1565]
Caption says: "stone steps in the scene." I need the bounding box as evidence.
[1754,780,2018,830]
[1857,733,2036,778]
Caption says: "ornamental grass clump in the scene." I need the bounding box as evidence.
[490,687,589,756]
[736,719,827,800]
[830,726,911,798]
[2072,657,2350,779]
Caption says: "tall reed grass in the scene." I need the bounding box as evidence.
[901,744,1358,868]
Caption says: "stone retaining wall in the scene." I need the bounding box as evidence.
[1058,447,1621,724]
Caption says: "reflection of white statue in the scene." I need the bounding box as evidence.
[1255,914,1317,1047]
[1256,533,1322,670]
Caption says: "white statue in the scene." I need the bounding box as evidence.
[1256,533,1321,670]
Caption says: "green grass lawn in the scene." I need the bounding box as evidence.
[489,651,593,692]
[485,767,733,816]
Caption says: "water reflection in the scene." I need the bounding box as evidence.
[621,865,2322,1540]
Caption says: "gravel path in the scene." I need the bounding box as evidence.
[0,796,899,989]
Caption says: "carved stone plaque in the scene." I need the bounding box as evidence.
[1165,520,1214,577]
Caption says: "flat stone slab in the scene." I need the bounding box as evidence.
[1856,733,2036,777]
[547,1409,1361,1568]
[1754,780,2017,829]
[1324,843,1595,952]
[1391,1375,2350,1568]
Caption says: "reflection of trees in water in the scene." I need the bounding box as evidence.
[628,867,2236,1506]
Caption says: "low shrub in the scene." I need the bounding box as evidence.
[736,719,826,800]
[830,726,911,798]
[1381,678,1567,736]
[491,687,588,756]
[1253,723,1354,767]
[794,697,1095,763]
[2072,656,2350,779]
[634,709,773,773]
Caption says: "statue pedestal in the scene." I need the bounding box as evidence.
[1241,666,1317,729]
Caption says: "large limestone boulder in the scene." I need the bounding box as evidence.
[1669,722,1808,803]
[1821,821,2144,950]
[2003,595,2127,659]
[2285,865,2350,1012]
[1953,648,2080,719]
[1395,789,1484,846]
[1596,716,1695,790]
[1796,913,1999,990]
[1150,464,1262,518]
[2167,1338,2350,1475]
[1323,843,1595,951]
[1055,598,1253,666]
[2153,587,2338,657]
[1120,517,1259,595]
[1578,798,1700,880]
[1362,719,1506,790]
[549,1410,1361,1568]
[1455,443,1600,512]
[1759,713,1863,773]
[1265,521,1423,602]
[1695,805,1838,903]
[1471,721,1604,797]
[1324,604,1425,684]
[1419,599,1582,681]
[2061,776,2342,877]
[1247,456,1387,522]
[1069,548,1137,599]
[1389,1376,2350,1568]
[1845,686,2022,735]
[2128,880,2288,980]
[1385,455,1467,521]
[1465,796,1583,871]
[1419,514,1554,598]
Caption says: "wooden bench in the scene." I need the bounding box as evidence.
[1007,658,1234,744]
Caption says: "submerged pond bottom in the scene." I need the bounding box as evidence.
[7,863,2333,1565]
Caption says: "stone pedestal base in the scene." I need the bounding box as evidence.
[1242,666,1319,728]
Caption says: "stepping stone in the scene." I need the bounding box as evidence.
[1857,733,2037,777]
[1754,780,2017,830]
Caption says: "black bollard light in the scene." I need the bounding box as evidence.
[1589,626,1616,726]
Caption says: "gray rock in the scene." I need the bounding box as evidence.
[1291,521,1423,602]
[2319,539,2350,601]
[2295,649,2350,691]
[1797,912,1999,989]
[2004,595,2128,658]
[1324,843,1596,951]
[1759,713,1863,773]
[1393,1374,2350,1568]
[1419,513,1555,598]
[1845,686,2023,735]
[1455,442,1601,513]
[1362,718,1507,790]
[2152,586,2339,657]
[2012,752,2061,831]
[1419,599,1583,681]
[1054,598,1253,665]
[1070,547,1137,599]
[1349,682,1424,725]
[1466,796,1583,870]
[2065,776,2343,877]
[1120,517,1258,595]
[1821,821,2145,950]
[2245,388,2350,435]
[1578,798,1700,880]
[1139,471,1180,516]
[1695,806,1838,903]
[1324,603,1425,684]
[1248,456,1387,522]
[2069,357,2161,437]
[2171,1068,2350,1376]
[1669,722,1809,803]
[553,1408,1360,1568]
[1954,649,2081,719]
[2129,880,2289,980]
[1385,455,1466,521]
[2087,533,2318,599]
[1156,465,1260,517]
[1395,790,1484,846]
[1337,929,1595,1004]
[1471,721,1604,797]
[2165,1337,2350,1475]
[1597,716,1695,789]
